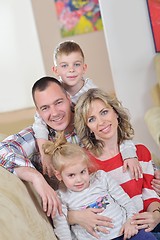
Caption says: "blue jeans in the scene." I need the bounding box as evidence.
[152,232,160,240]
[113,229,157,240]
[152,223,160,240]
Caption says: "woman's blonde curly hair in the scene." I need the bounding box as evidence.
[74,88,134,157]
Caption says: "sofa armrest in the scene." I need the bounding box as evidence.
[144,107,160,146]
[0,166,57,240]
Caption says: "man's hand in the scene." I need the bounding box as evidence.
[123,158,142,180]
[32,172,62,218]
[15,166,62,218]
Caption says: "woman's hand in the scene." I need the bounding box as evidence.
[68,208,113,239]
[131,211,160,232]
[123,158,142,180]
[151,170,160,196]
[120,219,138,240]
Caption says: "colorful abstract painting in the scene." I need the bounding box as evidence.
[54,0,103,37]
[147,0,160,52]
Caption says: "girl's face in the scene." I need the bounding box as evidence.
[59,160,90,192]
[86,99,118,142]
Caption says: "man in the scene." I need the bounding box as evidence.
[0,76,76,218]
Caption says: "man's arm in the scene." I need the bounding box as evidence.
[0,127,62,216]
[15,166,61,218]
[0,127,37,173]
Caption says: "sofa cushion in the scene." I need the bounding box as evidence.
[0,166,57,240]
[144,106,160,147]
[154,54,160,86]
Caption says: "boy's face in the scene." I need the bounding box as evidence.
[57,160,90,192]
[53,51,87,88]
[34,82,73,132]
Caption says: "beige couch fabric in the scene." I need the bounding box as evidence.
[0,166,57,240]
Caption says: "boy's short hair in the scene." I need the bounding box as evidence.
[53,40,85,66]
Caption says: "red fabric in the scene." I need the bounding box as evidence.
[87,144,160,212]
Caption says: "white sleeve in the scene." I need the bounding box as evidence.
[32,112,49,140]
[103,171,137,218]
[120,140,137,160]
[53,192,72,240]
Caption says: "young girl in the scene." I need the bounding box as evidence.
[43,131,156,240]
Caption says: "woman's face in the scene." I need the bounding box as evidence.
[86,99,118,141]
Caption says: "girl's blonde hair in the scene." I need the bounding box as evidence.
[74,88,134,157]
[43,131,93,173]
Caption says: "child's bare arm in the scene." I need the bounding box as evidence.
[37,138,55,177]
[33,113,55,177]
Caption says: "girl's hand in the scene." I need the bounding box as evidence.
[120,219,138,240]
[123,158,142,180]
[68,208,114,239]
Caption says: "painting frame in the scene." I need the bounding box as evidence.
[146,0,160,52]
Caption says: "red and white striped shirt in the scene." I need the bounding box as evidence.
[88,144,160,212]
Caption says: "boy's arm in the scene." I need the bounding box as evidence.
[33,113,55,176]
[33,112,49,139]
[120,140,142,180]
[37,138,55,177]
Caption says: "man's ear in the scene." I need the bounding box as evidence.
[54,170,62,181]
[52,66,58,76]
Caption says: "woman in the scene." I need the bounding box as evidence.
[68,88,160,239]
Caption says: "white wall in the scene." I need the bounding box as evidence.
[0,0,45,112]
[99,0,159,157]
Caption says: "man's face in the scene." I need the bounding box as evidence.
[34,82,73,132]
